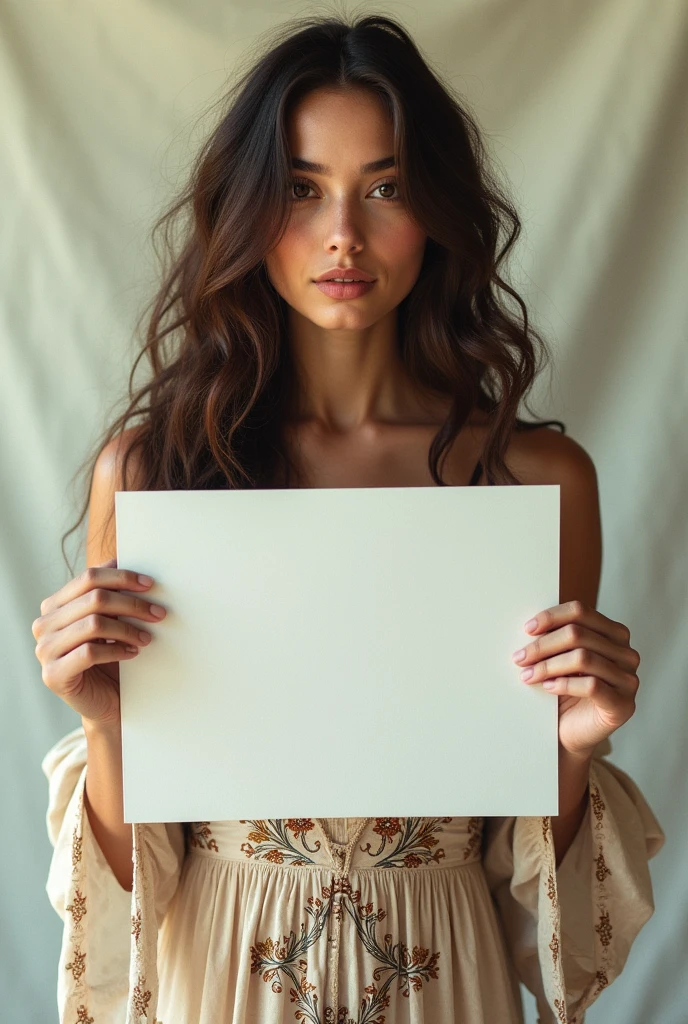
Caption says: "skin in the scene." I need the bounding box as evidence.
[33,85,640,877]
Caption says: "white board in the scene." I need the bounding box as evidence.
[116,486,560,822]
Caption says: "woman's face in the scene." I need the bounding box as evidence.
[264,86,427,332]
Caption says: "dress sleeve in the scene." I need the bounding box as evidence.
[482,738,665,1024]
[41,725,185,1023]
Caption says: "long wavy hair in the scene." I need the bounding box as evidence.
[62,11,564,569]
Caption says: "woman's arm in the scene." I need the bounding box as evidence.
[509,431,639,863]
[81,430,145,891]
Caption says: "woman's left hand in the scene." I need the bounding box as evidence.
[512,600,640,758]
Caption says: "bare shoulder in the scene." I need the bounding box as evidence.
[504,423,598,488]
[505,424,602,605]
[86,425,147,564]
[92,425,147,490]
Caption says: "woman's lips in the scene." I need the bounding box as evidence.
[315,280,375,299]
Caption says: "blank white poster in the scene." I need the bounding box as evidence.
[115,485,560,823]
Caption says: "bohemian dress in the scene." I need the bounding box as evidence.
[41,459,665,1024]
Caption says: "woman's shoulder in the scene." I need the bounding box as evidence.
[464,407,597,489]
[93,425,147,491]
[87,425,148,563]
[505,422,598,490]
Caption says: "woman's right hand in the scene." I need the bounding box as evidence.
[32,557,167,730]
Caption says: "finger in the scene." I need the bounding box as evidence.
[541,675,636,718]
[39,565,155,618]
[35,585,166,640]
[42,641,140,694]
[513,622,640,674]
[524,601,633,647]
[520,648,639,697]
[36,612,153,666]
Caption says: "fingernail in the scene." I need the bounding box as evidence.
[520,667,534,680]
[524,618,538,632]
[138,574,154,586]
[512,648,526,663]
[138,631,151,643]
[125,645,139,653]
[149,604,166,619]
[543,681,556,689]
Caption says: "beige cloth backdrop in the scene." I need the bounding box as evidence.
[1,1,685,1021]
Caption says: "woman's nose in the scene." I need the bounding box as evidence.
[321,196,366,253]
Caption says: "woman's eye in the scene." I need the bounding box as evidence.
[371,180,401,201]
[291,180,314,200]
[290,179,401,201]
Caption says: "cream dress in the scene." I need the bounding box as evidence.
[42,726,664,1024]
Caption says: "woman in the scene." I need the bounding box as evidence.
[36,14,664,1024]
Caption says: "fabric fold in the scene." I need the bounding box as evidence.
[483,741,665,1023]
[42,725,184,1024]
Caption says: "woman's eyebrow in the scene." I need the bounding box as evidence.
[291,155,396,174]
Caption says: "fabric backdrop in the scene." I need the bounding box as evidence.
[1,1,685,1021]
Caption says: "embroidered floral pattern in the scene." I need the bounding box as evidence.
[360,818,452,868]
[188,822,219,853]
[286,819,317,840]
[541,816,551,845]
[71,826,83,868]
[325,990,389,1024]
[65,945,86,982]
[590,785,605,824]
[594,848,612,883]
[240,819,321,865]
[595,910,613,947]
[132,975,152,1017]
[372,818,402,841]
[66,889,87,927]
[463,818,482,861]
[594,969,609,996]
[538,814,569,1021]
[132,906,142,945]
[64,805,93,1018]
[250,876,440,1023]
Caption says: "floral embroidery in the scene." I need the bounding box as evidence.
[250,876,440,1023]
[75,1008,94,1023]
[594,969,609,995]
[554,997,567,1023]
[595,847,612,883]
[286,818,317,840]
[360,818,452,868]
[463,818,482,861]
[541,816,551,844]
[132,907,142,945]
[66,889,87,927]
[240,819,321,865]
[372,818,402,840]
[595,910,613,947]
[65,945,86,982]
[132,975,152,1017]
[71,826,83,868]
[546,872,558,909]
[590,786,605,826]
[325,988,389,1024]
[549,932,560,967]
[188,822,219,853]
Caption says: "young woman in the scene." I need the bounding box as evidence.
[37,14,664,1024]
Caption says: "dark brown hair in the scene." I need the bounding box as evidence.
[62,11,564,569]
